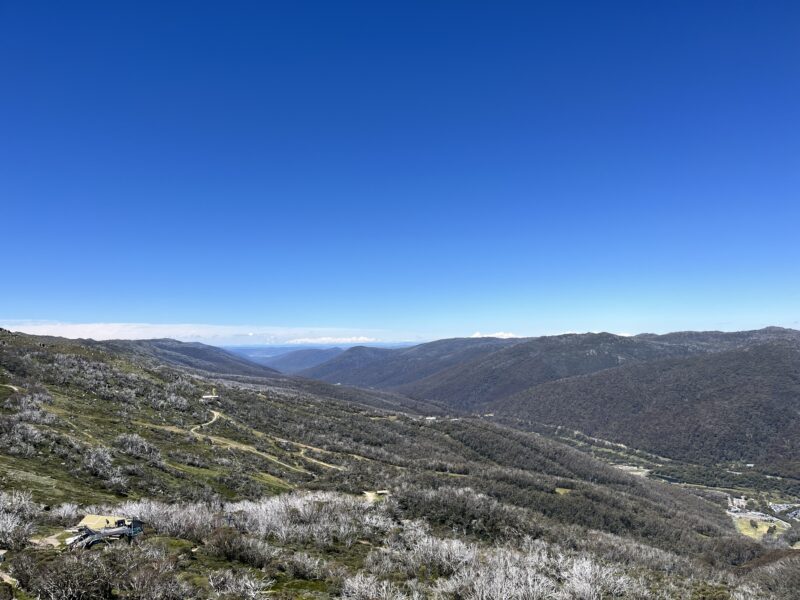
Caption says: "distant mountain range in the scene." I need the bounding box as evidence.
[233,346,346,373]
[300,337,519,387]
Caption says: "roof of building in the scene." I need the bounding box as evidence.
[77,514,128,529]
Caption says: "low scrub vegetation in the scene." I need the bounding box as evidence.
[2,490,798,599]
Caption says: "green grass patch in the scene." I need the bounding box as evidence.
[731,516,790,540]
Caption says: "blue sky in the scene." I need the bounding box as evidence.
[2,1,799,344]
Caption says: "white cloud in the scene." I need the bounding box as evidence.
[286,336,378,345]
[0,321,386,346]
[470,331,520,339]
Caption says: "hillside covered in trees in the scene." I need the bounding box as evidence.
[1,329,798,598]
[299,328,800,473]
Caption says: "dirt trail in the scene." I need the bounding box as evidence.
[190,410,221,434]
[225,414,336,455]
[137,413,307,474]
[209,410,346,470]
[297,447,344,471]
[138,409,372,475]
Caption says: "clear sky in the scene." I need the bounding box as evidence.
[2,1,799,345]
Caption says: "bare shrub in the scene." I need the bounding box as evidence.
[11,550,113,600]
[0,490,39,549]
[150,393,189,411]
[226,491,393,548]
[434,545,558,600]
[366,520,476,578]
[0,490,38,519]
[0,512,34,550]
[208,569,274,599]
[83,446,114,475]
[205,528,279,569]
[0,422,42,456]
[115,433,162,461]
[12,543,190,600]
[49,502,82,526]
[105,543,191,600]
[81,446,127,490]
[115,499,215,540]
[282,552,332,580]
[341,573,408,600]
[562,555,638,600]
[390,485,537,539]
[577,530,694,576]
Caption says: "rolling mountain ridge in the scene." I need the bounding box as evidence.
[299,336,520,387]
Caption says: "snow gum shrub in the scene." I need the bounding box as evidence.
[10,551,113,600]
[0,390,56,456]
[281,552,339,581]
[11,543,190,600]
[365,520,477,578]
[341,573,410,600]
[47,502,82,526]
[205,527,279,569]
[114,433,163,462]
[115,499,216,541]
[0,490,39,550]
[701,536,764,567]
[433,539,646,600]
[389,485,540,539]
[225,491,393,548]
[3,391,56,425]
[207,569,274,600]
[148,392,189,411]
[561,555,641,599]
[165,375,198,398]
[82,445,128,491]
[105,543,192,600]
[571,530,694,576]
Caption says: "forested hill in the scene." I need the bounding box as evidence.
[394,332,697,408]
[299,337,520,387]
[497,340,800,473]
[301,327,800,408]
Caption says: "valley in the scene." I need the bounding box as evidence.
[0,328,798,598]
